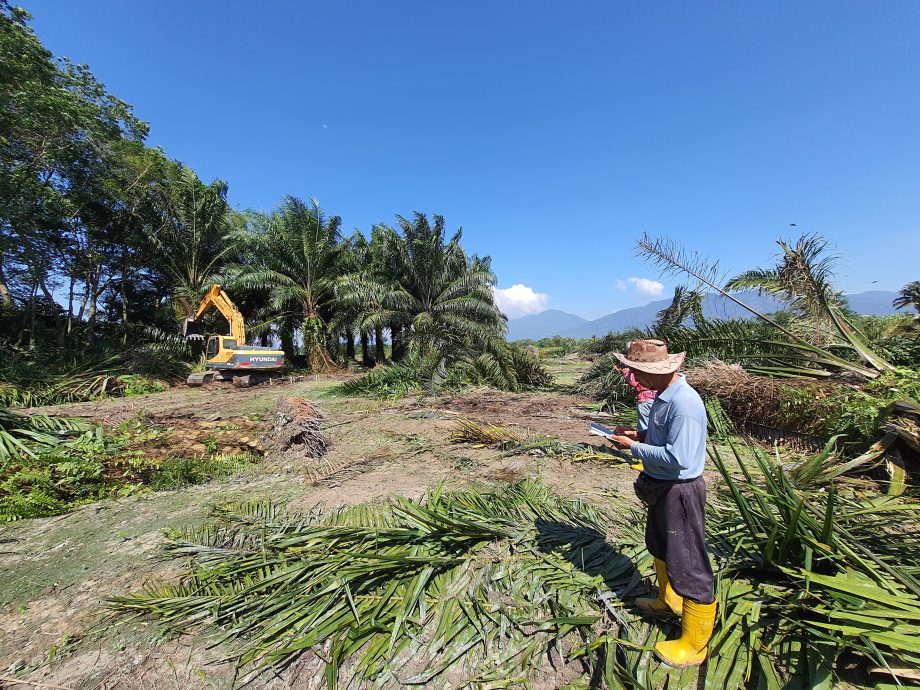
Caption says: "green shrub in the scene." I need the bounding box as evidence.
[151,453,254,491]
[339,344,552,399]
[117,374,168,396]
[1,415,257,520]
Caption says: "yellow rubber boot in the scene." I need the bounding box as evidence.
[635,558,683,616]
[655,599,717,668]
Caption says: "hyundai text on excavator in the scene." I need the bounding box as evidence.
[182,284,285,387]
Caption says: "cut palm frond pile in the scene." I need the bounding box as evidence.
[0,349,179,407]
[700,441,920,688]
[593,440,920,689]
[338,346,552,400]
[108,442,920,689]
[338,357,425,399]
[687,362,920,482]
[110,481,648,687]
[686,361,839,438]
[449,419,625,463]
[449,418,524,449]
[1,412,261,520]
[575,354,637,410]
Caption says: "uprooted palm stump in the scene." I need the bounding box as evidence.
[264,396,329,462]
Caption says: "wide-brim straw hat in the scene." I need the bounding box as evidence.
[613,338,686,375]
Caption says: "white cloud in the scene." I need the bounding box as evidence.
[626,277,664,298]
[616,279,627,290]
[493,284,549,319]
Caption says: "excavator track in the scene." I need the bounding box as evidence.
[186,371,217,387]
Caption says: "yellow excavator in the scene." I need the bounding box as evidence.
[182,284,285,387]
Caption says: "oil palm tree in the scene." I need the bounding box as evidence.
[894,280,920,319]
[654,284,705,331]
[636,233,892,378]
[725,234,893,371]
[149,164,234,318]
[726,235,846,340]
[339,213,506,361]
[231,197,343,372]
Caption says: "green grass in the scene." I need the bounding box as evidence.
[0,419,257,521]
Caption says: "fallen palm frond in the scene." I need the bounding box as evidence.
[636,233,891,379]
[0,408,94,462]
[575,354,637,410]
[704,397,735,438]
[338,359,424,399]
[110,480,648,686]
[448,418,524,448]
[449,419,625,463]
[661,320,844,379]
[703,441,920,686]
[591,439,920,689]
[338,344,553,400]
[108,439,920,688]
[107,431,920,690]
[0,346,182,407]
[305,449,393,486]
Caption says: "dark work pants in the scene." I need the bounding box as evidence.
[634,473,715,605]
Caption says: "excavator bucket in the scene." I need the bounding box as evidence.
[183,318,207,341]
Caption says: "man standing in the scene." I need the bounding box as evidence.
[606,339,716,668]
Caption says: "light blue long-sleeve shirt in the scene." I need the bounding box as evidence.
[630,375,707,480]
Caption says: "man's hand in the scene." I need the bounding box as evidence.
[608,434,634,451]
[614,427,640,440]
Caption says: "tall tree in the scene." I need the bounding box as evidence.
[340,213,506,361]
[148,163,234,318]
[0,3,148,329]
[232,197,343,371]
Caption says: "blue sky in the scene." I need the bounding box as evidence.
[29,1,920,319]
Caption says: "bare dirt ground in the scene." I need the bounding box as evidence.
[0,361,649,690]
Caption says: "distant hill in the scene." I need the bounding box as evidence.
[845,290,910,316]
[505,309,587,341]
[556,291,786,340]
[506,290,904,341]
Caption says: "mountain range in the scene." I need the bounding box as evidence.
[506,290,909,342]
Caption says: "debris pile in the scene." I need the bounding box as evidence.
[139,414,265,459]
[263,396,328,461]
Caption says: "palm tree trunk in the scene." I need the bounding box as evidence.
[374,326,386,364]
[360,330,373,367]
[280,327,295,362]
[391,324,404,362]
[121,244,129,344]
[345,329,356,363]
[66,275,75,335]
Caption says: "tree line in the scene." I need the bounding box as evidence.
[1,4,540,389]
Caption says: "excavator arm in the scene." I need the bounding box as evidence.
[183,284,246,345]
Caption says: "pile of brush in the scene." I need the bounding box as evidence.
[685,361,839,436]
[263,396,328,462]
[108,438,920,688]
